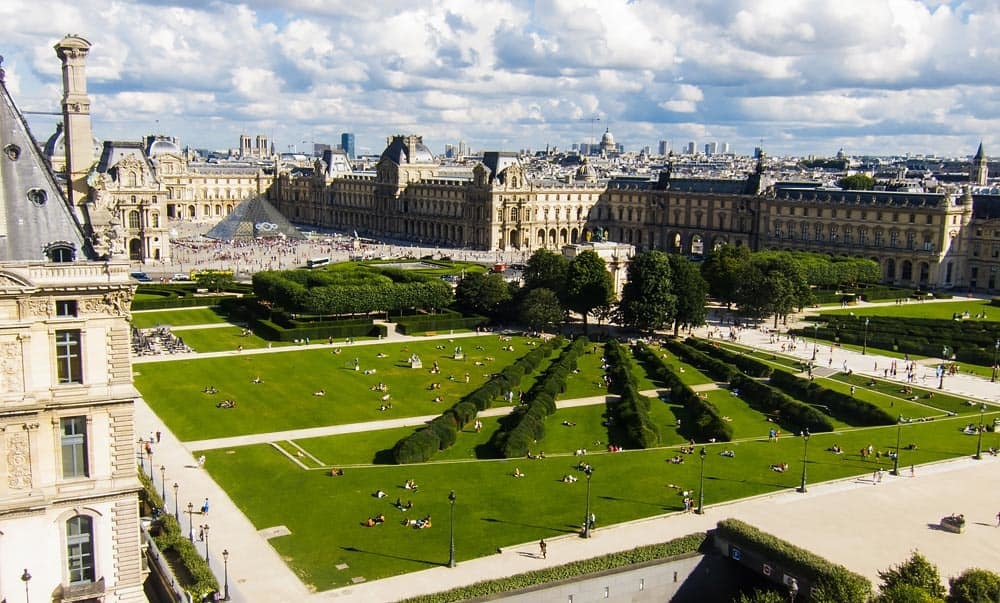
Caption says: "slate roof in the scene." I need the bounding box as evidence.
[205,196,306,241]
[0,64,91,261]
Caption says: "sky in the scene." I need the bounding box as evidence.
[1,0,997,158]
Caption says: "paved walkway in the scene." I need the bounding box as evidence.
[134,300,1000,602]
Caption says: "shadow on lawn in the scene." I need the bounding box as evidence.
[341,546,441,567]
[599,494,673,510]
[481,516,578,534]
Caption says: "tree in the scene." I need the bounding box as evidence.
[838,174,875,190]
[563,250,613,333]
[454,272,511,317]
[947,568,1000,603]
[196,272,234,293]
[873,583,944,603]
[618,250,676,332]
[523,249,568,293]
[878,552,946,600]
[668,254,708,335]
[701,244,751,308]
[519,288,564,332]
[735,590,785,603]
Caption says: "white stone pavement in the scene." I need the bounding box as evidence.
[135,301,1000,602]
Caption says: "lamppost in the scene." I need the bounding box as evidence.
[892,416,903,476]
[696,447,707,514]
[798,429,811,493]
[137,439,145,471]
[582,465,595,536]
[788,577,799,603]
[186,502,194,542]
[975,404,987,460]
[447,490,457,568]
[203,524,211,565]
[992,339,999,383]
[862,317,870,355]
[147,448,153,478]
[159,465,166,501]
[21,568,31,603]
[172,482,179,521]
[938,347,948,390]
[222,549,231,601]
[812,324,819,361]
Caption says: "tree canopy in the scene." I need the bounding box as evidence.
[837,173,876,190]
[668,254,709,335]
[454,271,511,318]
[523,249,568,293]
[618,250,676,332]
[519,287,564,332]
[563,250,614,332]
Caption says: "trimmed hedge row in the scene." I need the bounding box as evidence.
[492,336,584,457]
[604,341,660,448]
[715,519,871,603]
[804,314,1000,366]
[730,374,834,433]
[250,318,387,341]
[392,340,558,463]
[132,284,241,310]
[394,311,489,334]
[768,369,895,426]
[635,343,733,443]
[685,338,773,378]
[138,472,219,599]
[662,339,737,383]
[399,532,707,603]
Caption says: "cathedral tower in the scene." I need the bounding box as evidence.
[54,35,94,206]
[971,142,988,186]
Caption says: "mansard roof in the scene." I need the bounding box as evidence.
[205,196,306,241]
[379,135,435,165]
[0,63,91,261]
[773,183,946,208]
[971,193,1000,219]
[96,140,154,173]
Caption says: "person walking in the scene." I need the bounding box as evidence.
[539,539,547,559]
[202,498,209,515]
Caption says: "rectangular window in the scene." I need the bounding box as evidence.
[61,416,88,478]
[67,516,95,584]
[926,215,933,224]
[56,300,78,317]
[55,329,82,384]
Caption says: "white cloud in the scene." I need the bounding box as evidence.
[0,0,998,156]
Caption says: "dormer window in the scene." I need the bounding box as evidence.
[45,242,75,263]
[27,188,47,206]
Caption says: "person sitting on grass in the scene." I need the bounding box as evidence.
[329,468,344,477]
[770,463,789,472]
[720,449,735,458]
[203,386,217,394]
[216,399,236,409]
[404,479,418,491]
[513,467,525,478]
[829,444,843,454]
[562,420,577,427]
[374,489,387,499]
[251,376,263,384]
[313,389,326,396]
[562,474,578,483]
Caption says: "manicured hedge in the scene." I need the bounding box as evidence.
[686,338,773,378]
[603,341,660,448]
[139,472,219,599]
[803,314,1000,366]
[635,343,732,443]
[250,318,386,341]
[730,374,834,433]
[662,339,737,383]
[492,336,583,457]
[399,532,708,603]
[715,519,871,603]
[132,284,241,310]
[768,369,895,426]
[392,340,558,463]
[394,311,488,334]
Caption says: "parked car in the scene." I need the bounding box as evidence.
[171,273,192,282]
[129,271,153,282]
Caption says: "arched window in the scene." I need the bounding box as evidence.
[47,244,75,263]
[67,515,95,584]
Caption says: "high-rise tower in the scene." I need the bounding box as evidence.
[54,35,94,207]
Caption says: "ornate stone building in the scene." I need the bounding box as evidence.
[0,53,143,602]
[47,37,274,264]
[271,135,605,252]
[271,137,1000,292]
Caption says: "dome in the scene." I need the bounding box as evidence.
[380,135,435,165]
[601,128,615,147]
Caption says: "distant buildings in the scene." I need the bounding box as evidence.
[340,132,355,159]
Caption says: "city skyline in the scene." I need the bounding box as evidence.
[2,0,997,158]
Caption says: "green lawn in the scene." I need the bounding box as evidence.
[137,326,1000,593]
[131,307,232,328]
[197,412,998,591]
[136,336,538,441]
[822,298,994,320]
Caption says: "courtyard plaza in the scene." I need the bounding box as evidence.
[133,299,1000,602]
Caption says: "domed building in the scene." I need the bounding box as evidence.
[600,128,618,156]
[41,122,101,174]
